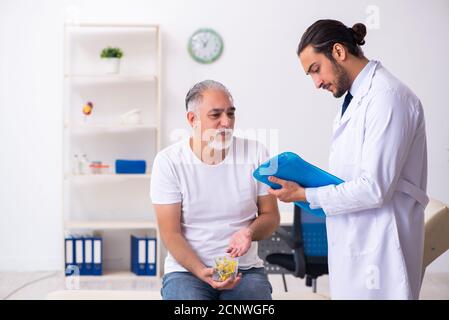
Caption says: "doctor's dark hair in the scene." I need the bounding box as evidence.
[297,19,367,60]
[185,79,234,112]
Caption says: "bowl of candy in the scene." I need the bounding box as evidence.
[212,255,238,282]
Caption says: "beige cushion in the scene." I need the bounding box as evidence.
[423,198,449,268]
[272,291,328,300]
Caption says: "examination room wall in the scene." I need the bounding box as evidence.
[0,0,448,272]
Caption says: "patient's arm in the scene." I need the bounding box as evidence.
[154,203,241,289]
[227,194,280,257]
[154,203,204,273]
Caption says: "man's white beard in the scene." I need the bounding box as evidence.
[207,129,234,150]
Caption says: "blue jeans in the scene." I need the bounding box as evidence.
[161,267,272,300]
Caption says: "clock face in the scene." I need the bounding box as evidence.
[188,28,223,64]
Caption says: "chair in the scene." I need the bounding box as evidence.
[423,197,449,273]
[259,197,449,294]
[259,205,328,293]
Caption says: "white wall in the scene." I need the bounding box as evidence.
[1,0,448,272]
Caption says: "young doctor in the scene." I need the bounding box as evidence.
[268,20,428,299]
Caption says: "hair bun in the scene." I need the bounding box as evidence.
[351,23,367,45]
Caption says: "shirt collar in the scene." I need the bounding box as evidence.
[349,60,376,97]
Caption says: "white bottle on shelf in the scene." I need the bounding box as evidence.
[72,154,80,175]
[80,154,89,175]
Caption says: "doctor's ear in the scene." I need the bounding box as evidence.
[332,43,347,61]
[187,111,198,128]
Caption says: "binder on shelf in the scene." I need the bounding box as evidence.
[65,235,101,276]
[131,235,147,276]
[64,236,76,276]
[75,237,84,275]
[146,238,157,276]
[92,236,102,276]
[131,235,157,276]
[83,236,93,275]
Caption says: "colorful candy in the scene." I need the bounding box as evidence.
[213,256,238,282]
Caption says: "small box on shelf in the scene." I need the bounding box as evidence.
[115,159,147,174]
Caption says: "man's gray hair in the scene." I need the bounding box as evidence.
[185,80,234,113]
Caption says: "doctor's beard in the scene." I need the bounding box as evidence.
[330,60,352,98]
[207,128,234,151]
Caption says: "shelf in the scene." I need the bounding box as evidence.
[64,271,160,280]
[63,22,162,283]
[65,74,157,83]
[64,220,157,230]
[65,23,159,29]
[67,173,151,181]
[67,124,157,134]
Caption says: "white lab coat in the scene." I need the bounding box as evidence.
[308,61,428,299]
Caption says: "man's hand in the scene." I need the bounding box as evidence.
[267,176,306,202]
[197,267,242,290]
[226,227,253,258]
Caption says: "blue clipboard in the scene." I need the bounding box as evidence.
[253,152,344,217]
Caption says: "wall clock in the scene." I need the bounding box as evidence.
[188,28,224,64]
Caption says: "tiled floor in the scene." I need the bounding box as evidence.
[0,271,448,300]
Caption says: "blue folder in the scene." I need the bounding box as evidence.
[146,238,157,276]
[131,235,147,276]
[131,236,157,276]
[92,236,102,276]
[82,236,93,275]
[74,236,85,275]
[253,152,344,217]
[64,236,76,276]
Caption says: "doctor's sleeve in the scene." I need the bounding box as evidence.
[150,153,182,204]
[309,89,422,216]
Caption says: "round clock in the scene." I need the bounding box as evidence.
[188,28,224,64]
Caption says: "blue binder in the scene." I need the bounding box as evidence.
[74,236,85,275]
[65,235,101,276]
[131,235,147,276]
[92,236,102,276]
[131,236,157,276]
[146,238,157,276]
[64,236,76,276]
[253,152,344,217]
[83,236,93,275]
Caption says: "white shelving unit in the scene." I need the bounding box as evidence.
[62,22,162,280]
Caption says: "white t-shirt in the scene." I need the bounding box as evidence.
[150,136,270,274]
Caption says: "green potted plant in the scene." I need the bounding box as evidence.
[100,47,124,74]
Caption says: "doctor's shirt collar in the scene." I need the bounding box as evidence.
[349,60,376,97]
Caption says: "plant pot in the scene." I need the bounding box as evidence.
[103,57,121,74]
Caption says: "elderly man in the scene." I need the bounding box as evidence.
[150,80,280,300]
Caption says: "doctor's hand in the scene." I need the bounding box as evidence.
[226,227,253,258]
[267,176,306,202]
[198,267,242,290]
